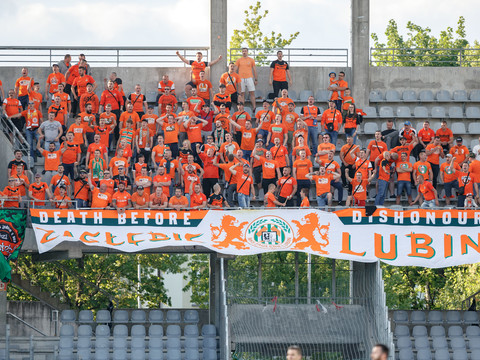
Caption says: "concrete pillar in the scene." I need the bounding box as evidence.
[351,0,370,108]
[210,0,228,85]
[0,283,7,337]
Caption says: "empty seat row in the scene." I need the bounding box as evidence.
[393,310,479,325]
[398,348,480,360]
[61,309,200,324]
[394,324,480,338]
[397,335,480,350]
[370,89,480,102]
[364,106,480,119]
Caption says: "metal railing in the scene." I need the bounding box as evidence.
[370,47,480,67]
[461,289,480,310]
[229,48,349,66]
[6,313,47,336]
[0,114,30,157]
[0,46,209,67]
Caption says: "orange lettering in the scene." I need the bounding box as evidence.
[149,232,170,242]
[127,233,144,246]
[374,233,397,260]
[36,228,59,244]
[173,233,182,241]
[79,232,100,244]
[444,234,453,258]
[460,235,480,255]
[105,232,124,246]
[63,231,73,237]
[407,233,435,258]
[185,233,202,242]
[340,232,366,257]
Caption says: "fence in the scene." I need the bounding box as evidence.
[370,47,480,67]
[0,46,209,68]
[229,48,349,67]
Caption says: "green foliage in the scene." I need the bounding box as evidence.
[183,254,210,308]
[371,17,480,66]
[229,2,299,65]
[8,253,187,309]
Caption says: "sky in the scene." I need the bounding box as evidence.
[1,0,479,51]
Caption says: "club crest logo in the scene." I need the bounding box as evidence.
[245,216,294,249]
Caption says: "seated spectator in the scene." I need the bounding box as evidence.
[112,182,132,213]
[410,174,439,209]
[208,183,229,209]
[345,170,373,207]
[264,183,286,208]
[73,169,90,208]
[29,173,52,208]
[88,175,112,209]
[450,137,469,166]
[52,185,71,209]
[413,150,433,187]
[149,186,169,209]
[299,188,310,207]
[169,188,189,210]
[395,152,413,205]
[131,185,149,209]
[306,166,340,208]
[128,84,147,119]
[190,183,207,209]
[38,112,63,150]
[436,120,454,153]
[3,177,21,208]
[229,162,255,208]
[464,193,478,209]
[381,119,399,150]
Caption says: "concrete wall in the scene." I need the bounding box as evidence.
[0,131,15,189]
[7,301,58,337]
[370,66,480,92]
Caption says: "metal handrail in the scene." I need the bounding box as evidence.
[461,289,480,310]
[0,114,30,157]
[370,47,480,66]
[6,312,48,336]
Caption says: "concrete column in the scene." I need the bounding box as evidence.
[351,0,370,108]
[210,0,228,85]
[0,283,7,337]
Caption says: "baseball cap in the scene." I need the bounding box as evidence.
[329,71,336,76]
[446,153,453,157]
[52,64,59,67]
[404,121,411,126]
[456,137,463,142]
[256,138,264,143]
[243,163,250,167]
[79,169,87,174]
[137,185,144,190]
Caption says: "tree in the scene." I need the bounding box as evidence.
[8,253,187,309]
[229,2,300,65]
[371,17,480,67]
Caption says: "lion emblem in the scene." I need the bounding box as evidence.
[292,213,330,254]
[210,215,248,249]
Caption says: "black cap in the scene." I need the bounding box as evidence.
[456,137,463,142]
[79,169,87,174]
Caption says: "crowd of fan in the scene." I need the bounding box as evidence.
[1,50,479,211]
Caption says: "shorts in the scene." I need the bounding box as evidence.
[253,166,262,184]
[240,78,255,93]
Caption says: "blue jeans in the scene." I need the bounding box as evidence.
[331,180,343,202]
[375,179,388,205]
[242,150,252,160]
[238,193,250,208]
[397,181,411,197]
[75,199,88,208]
[422,199,436,208]
[307,126,319,155]
[317,192,329,207]
[258,129,269,144]
[344,128,357,144]
[325,130,338,146]
[26,128,39,159]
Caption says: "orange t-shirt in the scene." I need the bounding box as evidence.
[413,161,432,181]
[112,191,131,208]
[51,174,71,196]
[341,144,360,166]
[29,182,49,206]
[68,123,86,145]
[418,181,436,201]
[235,57,255,79]
[268,123,287,144]
[46,73,66,94]
[236,173,253,196]
[283,111,299,132]
[367,140,388,162]
[152,144,169,163]
[119,111,141,129]
[239,127,257,151]
[436,128,453,143]
[3,98,22,116]
[196,80,212,100]
[396,161,412,182]
[293,159,313,180]
[169,196,189,207]
[426,144,443,165]
[42,150,61,171]
[91,188,111,208]
[162,123,179,144]
[15,76,34,96]
[61,142,81,164]
[351,179,368,201]
[449,145,469,164]
[265,192,277,207]
[300,197,310,207]
[312,174,333,196]
[185,122,204,143]
[99,179,115,196]
[317,143,336,164]
[49,105,67,125]
[440,162,460,183]
[191,192,207,208]
[278,176,297,198]
[141,113,159,133]
[260,158,278,179]
[79,92,100,114]
[131,192,149,207]
[159,158,179,179]
[220,72,241,95]
[150,192,169,207]
[256,110,275,130]
[109,156,129,176]
[72,75,95,96]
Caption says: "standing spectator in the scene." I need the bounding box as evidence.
[57,54,71,76]
[197,146,219,197]
[212,84,232,113]
[113,166,132,192]
[293,149,313,206]
[320,151,343,205]
[88,177,112,209]
[38,112,63,150]
[381,119,399,150]
[316,133,335,164]
[264,184,286,207]
[119,102,141,131]
[29,173,52,208]
[86,133,108,165]
[158,86,178,114]
[168,188,189,210]
[160,149,179,194]
[251,139,267,196]
[157,74,176,100]
[413,150,433,187]
[277,166,297,207]
[49,95,68,131]
[343,104,359,143]
[231,102,252,145]
[465,193,478,209]
[391,136,417,160]
[186,87,205,115]
[253,150,281,196]
[366,131,388,169]
[3,178,21,208]
[395,152,413,205]
[60,132,81,180]
[152,166,171,197]
[328,71,348,111]
[109,149,129,177]
[269,50,292,97]
[142,105,159,135]
[50,165,71,197]
[283,102,299,153]
[213,153,238,206]
[354,148,373,180]
[255,100,275,144]
[425,136,444,188]
[3,89,23,132]
[71,66,96,115]
[15,67,34,109]
[29,83,43,115]
[8,150,28,176]
[340,136,360,188]
[195,72,213,107]
[375,152,393,206]
[415,120,435,159]
[100,80,124,121]
[136,119,154,161]
[306,166,340,208]
[13,164,29,205]
[52,83,71,115]
[345,170,373,207]
[10,100,41,161]
[436,120,454,154]
[301,96,322,151]
[292,135,311,162]
[0,80,4,102]
[79,83,99,114]
[472,135,480,161]
[456,162,477,208]
[235,48,257,111]
[103,72,125,102]
[449,137,469,166]
[208,183,229,209]
[270,137,290,170]
[410,174,440,208]
[320,100,342,146]
[151,135,169,168]
[73,169,89,208]
[36,141,61,185]
[229,163,255,208]
[183,116,208,156]
[399,121,417,147]
[45,64,66,101]
[128,84,148,119]
[220,62,241,104]
[266,114,287,150]
[176,51,222,98]
[440,154,460,206]
[88,148,107,183]
[112,182,132,213]
[135,166,152,197]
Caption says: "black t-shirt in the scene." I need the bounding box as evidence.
[270,60,289,82]
[112,175,131,190]
[8,159,28,171]
[114,78,123,85]
[208,193,225,207]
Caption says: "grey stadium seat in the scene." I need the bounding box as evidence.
[430,325,445,337]
[448,325,463,337]
[113,348,127,360]
[396,336,413,349]
[436,90,451,101]
[315,90,329,102]
[184,310,199,323]
[471,90,480,101]
[412,325,428,337]
[113,310,129,323]
[402,90,417,102]
[414,106,429,118]
[95,324,110,337]
[451,337,466,350]
[79,310,94,323]
[167,349,182,360]
[149,310,164,323]
[369,90,383,102]
[411,311,426,324]
[448,106,463,119]
[393,311,409,324]
[166,337,181,349]
[472,350,480,360]
[77,348,92,360]
[299,90,313,102]
[363,122,378,135]
[96,309,111,323]
[431,121,441,132]
[131,349,146,360]
[427,311,443,324]
[149,324,164,339]
[471,139,480,149]
[166,310,181,322]
[149,348,163,360]
[203,349,218,360]
[363,106,377,118]
[184,324,200,337]
[451,122,466,134]
[446,310,462,324]
[59,337,74,350]
[432,337,448,350]
[60,310,76,323]
[416,349,432,360]
[431,106,446,118]
[379,106,394,118]
[453,349,469,360]
[414,337,430,350]
[95,348,109,360]
[131,309,146,323]
[254,89,264,100]
[78,324,92,337]
[470,340,480,350]
[398,349,414,360]
[396,106,411,118]
[186,349,200,360]
[146,91,157,103]
[434,349,450,360]
[203,337,217,349]
[60,324,74,337]
[202,324,217,337]
[287,90,298,101]
[468,123,480,134]
[466,106,480,119]
[453,90,468,102]
[385,90,401,102]
[132,324,146,337]
[185,337,199,349]
[466,326,480,337]
[419,90,434,102]
[166,324,181,337]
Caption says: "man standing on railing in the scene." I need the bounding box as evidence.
[176,51,223,99]
[15,68,34,110]
[235,48,258,113]
[269,50,292,98]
